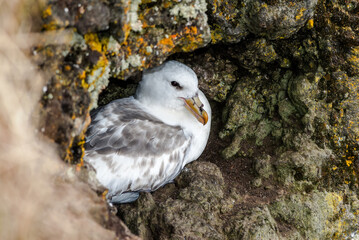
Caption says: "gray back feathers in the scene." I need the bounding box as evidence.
[85,98,187,159]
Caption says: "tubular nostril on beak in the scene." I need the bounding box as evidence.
[182,95,208,125]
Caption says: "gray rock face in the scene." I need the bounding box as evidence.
[244,0,318,40]
[46,0,111,34]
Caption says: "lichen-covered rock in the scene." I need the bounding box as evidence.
[315,1,359,176]
[38,0,211,161]
[207,0,248,43]
[43,0,111,34]
[228,38,278,70]
[207,0,318,43]
[286,69,359,188]
[270,190,359,239]
[34,0,359,238]
[0,7,139,237]
[108,0,211,78]
[118,161,226,239]
[316,0,359,75]
[225,207,281,240]
[244,0,318,40]
[35,30,109,161]
[274,140,333,187]
[219,72,291,158]
[43,0,211,79]
[173,49,238,102]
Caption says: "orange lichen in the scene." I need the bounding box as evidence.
[307,19,314,29]
[178,26,204,52]
[163,1,173,8]
[64,65,71,71]
[42,5,52,18]
[102,190,109,201]
[158,36,175,52]
[121,1,132,43]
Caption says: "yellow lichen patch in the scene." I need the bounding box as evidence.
[347,46,359,74]
[296,8,306,20]
[64,138,74,163]
[102,189,109,201]
[82,33,110,92]
[307,19,314,29]
[85,55,109,94]
[163,1,173,9]
[42,5,52,19]
[76,138,86,171]
[340,108,344,118]
[84,33,102,52]
[79,71,89,89]
[42,21,58,31]
[211,28,224,44]
[212,0,218,14]
[100,37,110,52]
[326,70,359,184]
[326,192,343,215]
[141,0,154,3]
[123,23,131,43]
[188,26,198,35]
[93,56,108,76]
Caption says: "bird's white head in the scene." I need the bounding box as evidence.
[135,60,209,125]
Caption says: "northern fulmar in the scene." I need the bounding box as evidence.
[84,60,211,203]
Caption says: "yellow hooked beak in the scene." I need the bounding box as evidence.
[181,95,208,125]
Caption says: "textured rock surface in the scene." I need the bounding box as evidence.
[244,0,318,40]
[39,0,211,162]
[173,48,238,102]
[31,0,359,239]
[270,190,359,239]
[0,2,140,238]
[207,0,248,44]
[118,162,226,239]
[207,0,318,43]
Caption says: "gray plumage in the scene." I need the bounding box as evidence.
[86,99,187,158]
[84,61,211,203]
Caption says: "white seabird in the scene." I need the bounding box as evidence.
[84,61,211,203]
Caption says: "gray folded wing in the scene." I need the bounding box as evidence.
[84,97,190,196]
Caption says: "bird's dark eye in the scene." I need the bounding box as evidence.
[171,81,182,90]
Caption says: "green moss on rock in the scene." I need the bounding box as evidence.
[270,190,359,239]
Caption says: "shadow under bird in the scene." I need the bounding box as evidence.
[84,61,211,203]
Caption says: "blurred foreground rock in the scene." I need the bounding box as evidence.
[0,1,140,239]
